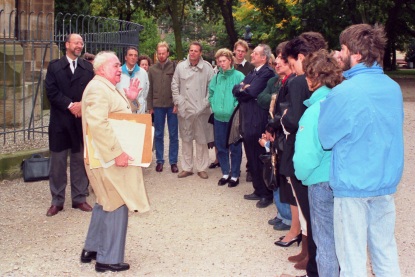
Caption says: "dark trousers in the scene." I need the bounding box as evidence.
[84,204,128,264]
[49,147,88,206]
[243,135,272,199]
[290,175,318,277]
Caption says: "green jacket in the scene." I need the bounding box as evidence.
[208,67,245,122]
[293,86,331,186]
[257,75,281,110]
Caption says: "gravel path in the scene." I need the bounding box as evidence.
[0,103,414,276]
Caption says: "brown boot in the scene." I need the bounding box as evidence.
[294,253,309,270]
[288,234,308,263]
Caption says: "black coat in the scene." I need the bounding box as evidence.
[232,65,276,139]
[278,74,311,177]
[45,56,94,152]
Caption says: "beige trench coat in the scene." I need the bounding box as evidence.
[171,57,214,143]
[81,75,150,213]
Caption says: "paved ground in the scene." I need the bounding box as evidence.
[0,80,414,276]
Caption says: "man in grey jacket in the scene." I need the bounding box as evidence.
[171,42,214,179]
[147,42,179,173]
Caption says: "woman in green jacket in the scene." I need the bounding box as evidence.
[293,49,343,277]
[208,49,245,187]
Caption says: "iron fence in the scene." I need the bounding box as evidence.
[0,9,143,147]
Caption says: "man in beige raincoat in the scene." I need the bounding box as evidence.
[79,51,150,273]
[172,42,214,179]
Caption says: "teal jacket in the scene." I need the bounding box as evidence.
[293,86,331,186]
[208,67,245,122]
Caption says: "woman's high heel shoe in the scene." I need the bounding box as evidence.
[274,233,302,247]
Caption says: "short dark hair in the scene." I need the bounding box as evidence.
[284,32,327,60]
[124,46,138,57]
[303,49,343,89]
[339,24,386,67]
[83,52,95,61]
[189,41,203,52]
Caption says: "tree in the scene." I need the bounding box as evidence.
[55,0,92,15]
[233,0,297,49]
[301,0,415,70]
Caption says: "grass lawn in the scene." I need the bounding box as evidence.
[386,69,415,78]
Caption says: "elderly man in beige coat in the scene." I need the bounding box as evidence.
[79,51,150,273]
[172,42,214,179]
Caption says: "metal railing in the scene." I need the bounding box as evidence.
[0,10,143,147]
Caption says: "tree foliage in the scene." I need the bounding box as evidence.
[56,0,415,68]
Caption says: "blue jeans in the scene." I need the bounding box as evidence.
[214,119,242,178]
[308,182,339,277]
[154,107,178,165]
[274,188,292,225]
[334,195,400,277]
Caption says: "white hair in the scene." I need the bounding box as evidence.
[93,51,118,72]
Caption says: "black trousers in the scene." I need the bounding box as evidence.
[290,175,318,277]
[243,135,272,199]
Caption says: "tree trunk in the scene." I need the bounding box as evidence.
[168,0,184,60]
[219,0,238,49]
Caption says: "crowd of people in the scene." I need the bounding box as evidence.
[44,23,404,276]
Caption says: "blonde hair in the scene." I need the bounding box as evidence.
[156,41,170,52]
[215,48,234,66]
[234,39,249,52]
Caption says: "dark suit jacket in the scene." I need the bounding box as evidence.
[232,64,275,138]
[45,56,94,152]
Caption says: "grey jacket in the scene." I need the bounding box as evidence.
[171,57,214,143]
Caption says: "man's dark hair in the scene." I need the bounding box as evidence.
[339,24,386,67]
[284,32,327,60]
[124,46,139,57]
[190,41,203,52]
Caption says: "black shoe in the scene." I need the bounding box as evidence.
[246,171,252,182]
[243,192,261,200]
[268,216,282,226]
[228,178,239,187]
[208,162,220,169]
[95,262,130,272]
[256,198,273,208]
[80,249,97,263]
[274,233,302,247]
[218,176,230,186]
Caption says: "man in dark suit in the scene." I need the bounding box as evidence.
[232,44,275,208]
[233,39,255,182]
[45,33,94,216]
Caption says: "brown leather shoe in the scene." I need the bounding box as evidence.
[197,171,208,179]
[72,202,93,212]
[46,205,63,217]
[178,171,193,178]
[171,164,179,173]
[156,163,163,172]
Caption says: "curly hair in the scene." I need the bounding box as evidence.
[339,24,386,67]
[302,49,343,90]
[214,48,234,65]
[138,55,152,67]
